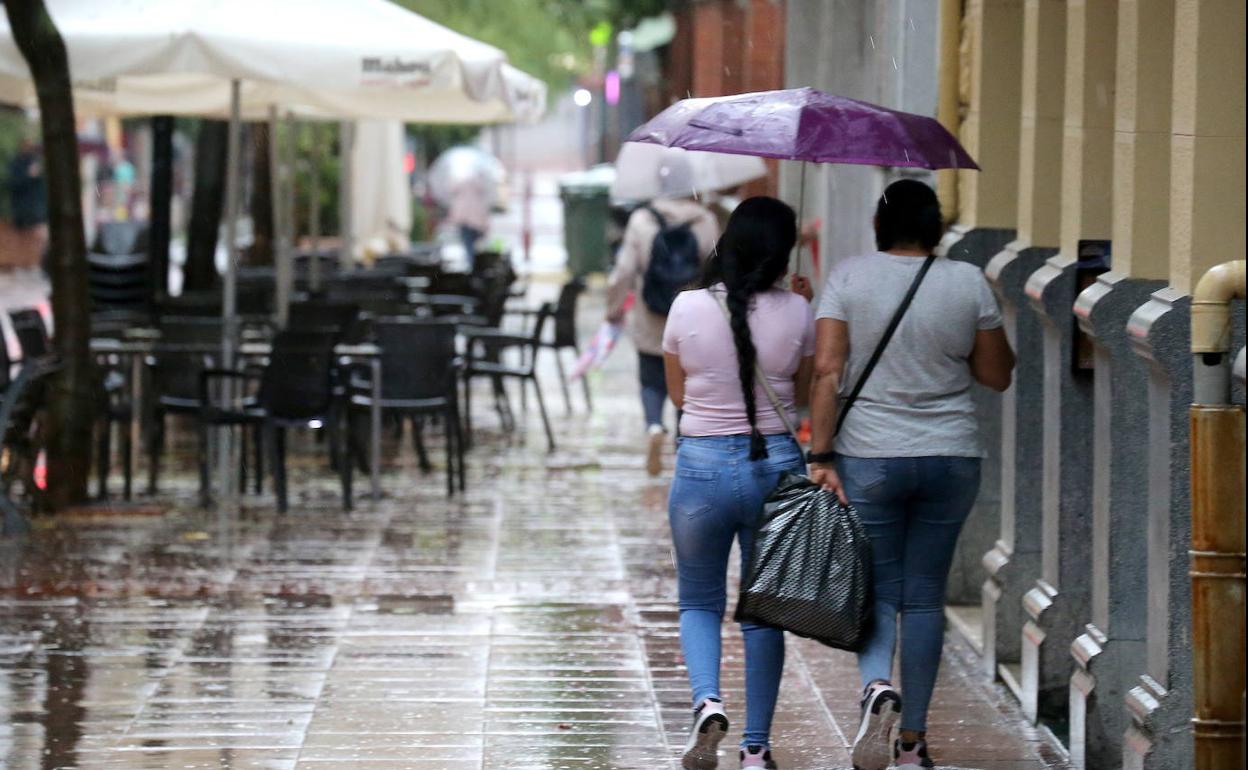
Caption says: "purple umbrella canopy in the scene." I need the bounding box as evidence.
[626,86,979,171]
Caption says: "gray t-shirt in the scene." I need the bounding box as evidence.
[816,252,1003,458]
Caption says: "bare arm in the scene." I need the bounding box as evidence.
[969,327,1015,391]
[664,352,686,411]
[793,355,814,408]
[808,318,849,502]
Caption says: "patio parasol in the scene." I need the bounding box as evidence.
[1,0,545,505]
[625,86,978,273]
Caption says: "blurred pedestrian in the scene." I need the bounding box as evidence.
[663,197,815,769]
[4,137,48,271]
[7,137,47,232]
[807,179,1014,770]
[606,154,718,476]
[445,174,491,271]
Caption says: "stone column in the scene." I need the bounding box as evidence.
[982,243,1051,683]
[937,0,1024,616]
[1066,2,1174,767]
[979,0,1064,689]
[1016,0,1115,730]
[1121,290,1195,770]
[941,226,1016,618]
[1068,274,1164,769]
[1019,256,1093,727]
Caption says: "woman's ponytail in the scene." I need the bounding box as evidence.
[700,197,797,460]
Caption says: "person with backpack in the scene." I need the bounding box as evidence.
[807,180,1014,770]
[606,154,719,476]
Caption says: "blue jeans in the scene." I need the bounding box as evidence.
[459,225,483,271]
[835,455,981,732]
[669,434,805,748]
[638,352,667,429]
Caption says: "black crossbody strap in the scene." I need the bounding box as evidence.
[642,203,667,230]
[834,254,936,436]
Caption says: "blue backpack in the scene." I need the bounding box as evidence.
[641,205,702,316]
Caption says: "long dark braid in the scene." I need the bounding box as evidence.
[699,197,798,460]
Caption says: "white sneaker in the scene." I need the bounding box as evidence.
[646,425,665,476]
[682,697,729,769]
[851,681,901,770]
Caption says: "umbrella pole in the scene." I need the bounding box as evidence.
[338,120,354,271]
[309,124,322,292]
[217,78,243,507]
[795,160,807,277]
[270,106,291,327]
[285,112,297,295]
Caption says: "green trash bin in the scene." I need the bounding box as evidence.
[559,166,615,275]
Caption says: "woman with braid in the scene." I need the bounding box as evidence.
[662,197,815,770]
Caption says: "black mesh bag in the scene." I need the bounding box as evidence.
[734,472,872,651]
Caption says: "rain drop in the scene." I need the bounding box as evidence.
[891,56,898,71]
[869,35,876,50]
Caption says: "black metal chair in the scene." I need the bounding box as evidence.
[1,359,56,536]
[156,287,273,321]
[461,303,556,451]
[87,251,150,314]
[344,319,463,506]
[146,317,230,499]
[94,357,134,501]
[202,330,346,512]
[508,278,591,415]
[8,309,49,361]
[260,330,346,511]
[287,300,360,338]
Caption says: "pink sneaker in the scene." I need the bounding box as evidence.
[682,697,728,769]
[893,738,935,769]
[739,744,777,769]
[851,681,901,770]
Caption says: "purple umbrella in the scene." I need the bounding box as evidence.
[626,86,978,170]
[626,87,977,277]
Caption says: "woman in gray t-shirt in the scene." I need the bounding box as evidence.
[808,180,1014,770]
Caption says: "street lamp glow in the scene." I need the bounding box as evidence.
[573,88,593,107]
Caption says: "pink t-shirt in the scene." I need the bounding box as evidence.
[662,286,815,437]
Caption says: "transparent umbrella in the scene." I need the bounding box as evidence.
[609,143,767,203]
[427,146,505,208]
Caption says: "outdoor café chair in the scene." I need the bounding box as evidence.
[461,303,556,452]
[1,358,56,536]
[202,330,347,512]
[146,317,235,498]
[506,277,591,415]
[8,309,49,361]
[344,318,464,505]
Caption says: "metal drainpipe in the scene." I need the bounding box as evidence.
[1189,259,1246,770]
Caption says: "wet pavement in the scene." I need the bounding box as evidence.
[0,290,1064,770]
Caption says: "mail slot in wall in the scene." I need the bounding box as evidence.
[1073,239,1111,372]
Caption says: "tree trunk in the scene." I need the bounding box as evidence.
[246,123,273,266]
[3,0,94,509]
[147,115,173,304]
[184,119,227,292]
